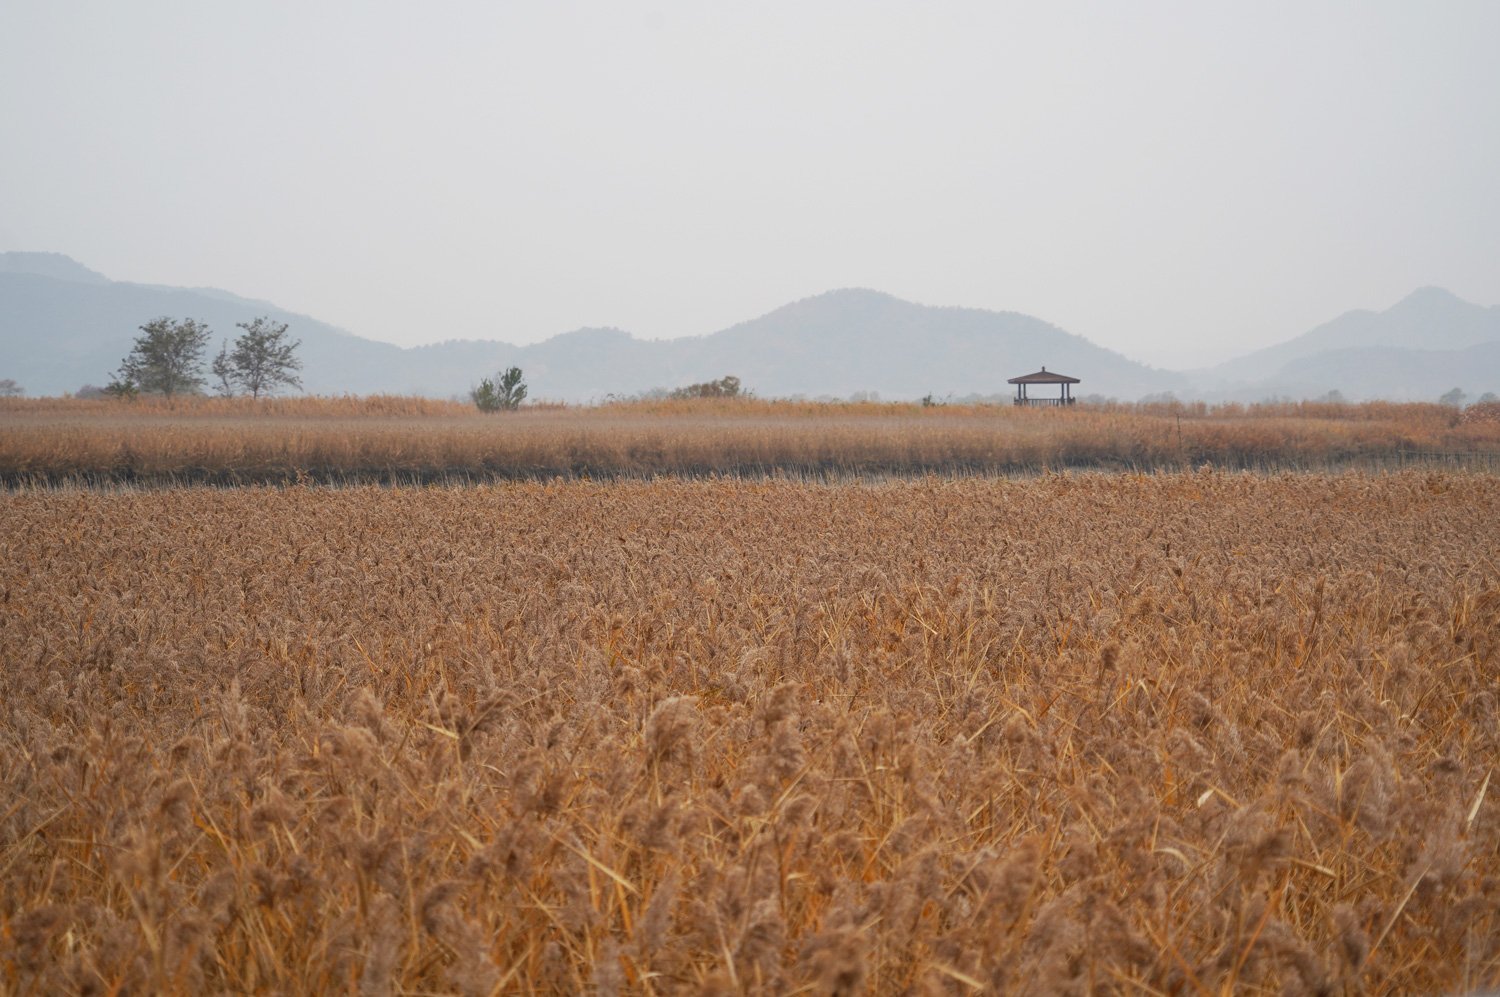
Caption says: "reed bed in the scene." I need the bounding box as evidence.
[3,397,1500,484]
[2,471,1497,995]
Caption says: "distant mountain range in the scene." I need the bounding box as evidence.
[1,252,1496,402]
[1190,286,1500,402]
[0,253,1182,400]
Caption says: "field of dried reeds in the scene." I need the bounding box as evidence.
[2,471,1497,995]
[3,396,1500,484]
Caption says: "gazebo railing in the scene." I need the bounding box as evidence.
[1014,397,1075,407]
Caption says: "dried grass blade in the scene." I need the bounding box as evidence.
[557,838,640,895]
[1468,768,1490,830]
[931,963,987,989]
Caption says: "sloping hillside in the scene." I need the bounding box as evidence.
[1192,288,1500,399]
[0,265,418,396]
[0,255,1182,400]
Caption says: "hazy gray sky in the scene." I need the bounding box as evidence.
[3,1,1497,368]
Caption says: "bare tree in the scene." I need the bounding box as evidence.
[211,341,236,397]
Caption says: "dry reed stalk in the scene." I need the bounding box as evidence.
[0,471,1497,994]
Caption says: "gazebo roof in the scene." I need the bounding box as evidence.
[1007,367,1080,385]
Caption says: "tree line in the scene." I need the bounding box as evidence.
[107,317,302,399]
[83,318,740,409]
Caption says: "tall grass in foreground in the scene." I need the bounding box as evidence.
[1,471,1497,994]
[3,397,1499,482]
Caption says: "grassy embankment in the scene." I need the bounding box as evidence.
[3,396,1499,484]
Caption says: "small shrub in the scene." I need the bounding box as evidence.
[473,366,527,412]
[670,375,740,400]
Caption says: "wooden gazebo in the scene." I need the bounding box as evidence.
[1007,367,1079,406]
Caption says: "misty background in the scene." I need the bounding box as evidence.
[5,250,1500,403]
[2,2,1498,396]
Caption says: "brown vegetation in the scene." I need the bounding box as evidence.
[2,471,1498,994]
[3,396,1500,484]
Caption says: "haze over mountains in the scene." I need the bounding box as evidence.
[1,252,1496,403]
[1190,286,1500,402]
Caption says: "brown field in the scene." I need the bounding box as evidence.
[2,472,1498,995]
[4,396,1500,484]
